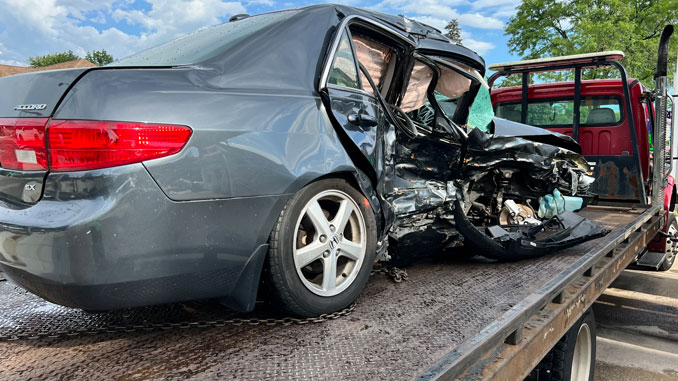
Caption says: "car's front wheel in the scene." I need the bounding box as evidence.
[266,178,377,317]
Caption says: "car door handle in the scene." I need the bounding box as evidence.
[348,111,378,127]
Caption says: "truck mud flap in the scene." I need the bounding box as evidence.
[453,199,609,261]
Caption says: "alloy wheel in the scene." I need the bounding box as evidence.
[292,189,367,297]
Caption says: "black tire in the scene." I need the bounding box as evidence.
[659,214,677,271]
[535,309,596,381]
[266,178,377,317]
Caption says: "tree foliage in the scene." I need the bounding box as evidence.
[28,50,79,68]
[505,0,678,84]
[445,19,463,44]
[85,49,114,66]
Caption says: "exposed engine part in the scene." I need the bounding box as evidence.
[499,200,540,225]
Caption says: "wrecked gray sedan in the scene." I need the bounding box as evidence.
[0,5,605,317]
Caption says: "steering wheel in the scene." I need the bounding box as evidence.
[390,104,418,138]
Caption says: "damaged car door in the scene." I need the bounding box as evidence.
[323,28,386,176]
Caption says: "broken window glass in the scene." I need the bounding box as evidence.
[467,85,493,133]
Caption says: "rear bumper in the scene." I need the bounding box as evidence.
[0,164,287,311]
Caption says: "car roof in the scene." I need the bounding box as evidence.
[303,4,486,73]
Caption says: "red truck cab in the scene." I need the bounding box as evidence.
[488,51,676,269]
[492,79,654,191]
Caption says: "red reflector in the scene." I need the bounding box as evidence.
[47,120,192,171]
[0,118,49,171]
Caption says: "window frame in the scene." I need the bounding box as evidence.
[326,27,363,91]
[319,15,415,97]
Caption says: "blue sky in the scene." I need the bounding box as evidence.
[0,0,522,67]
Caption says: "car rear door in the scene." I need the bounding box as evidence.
[321,27,389,180]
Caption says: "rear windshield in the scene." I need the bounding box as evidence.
[111,10,298,67]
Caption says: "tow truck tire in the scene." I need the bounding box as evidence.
[659,214,677,271]
[265,178,377,317]
[535,309,596,381]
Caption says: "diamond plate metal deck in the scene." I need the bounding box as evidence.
[0,206,646,380]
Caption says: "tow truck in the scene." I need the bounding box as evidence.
[489,36,677,272]
[0,26,674,381]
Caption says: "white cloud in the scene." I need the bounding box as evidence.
[112,0,246,39]
[492,5,518,19]
[457,12,504,29]
[91,11,107,24]
[375,0,504,30]
[469,0,521,10]
[460,32,495,55]
[0,59,28,66]
[247,0,274,5]
[0,0,246,64]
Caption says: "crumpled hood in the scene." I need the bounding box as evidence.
[492,117,582,154]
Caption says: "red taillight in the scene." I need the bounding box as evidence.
[0,118,49,170]
[47,120,192,171]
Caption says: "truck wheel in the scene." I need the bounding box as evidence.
[266,178,377,317]
[659,214,677,271]
[535,309,596,381]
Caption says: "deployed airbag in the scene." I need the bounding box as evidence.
[401,61,433,112]
[353,36,393,94]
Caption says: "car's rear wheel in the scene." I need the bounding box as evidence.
[266,178,377,317]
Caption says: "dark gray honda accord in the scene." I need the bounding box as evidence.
[0,4,605,317]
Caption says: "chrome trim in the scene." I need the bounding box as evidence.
[319,14,415,92]
[326,83,376,99]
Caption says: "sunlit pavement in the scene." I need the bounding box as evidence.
[593,267,678,380]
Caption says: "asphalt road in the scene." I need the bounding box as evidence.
[593,266,678,380]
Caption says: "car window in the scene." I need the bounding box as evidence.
[495,96,623,127]
[112,11,298,66]
[328,32,361,89]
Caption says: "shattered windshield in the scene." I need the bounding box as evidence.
[403,58,489,132]
[111,10,298,66]
[467,85,493,133]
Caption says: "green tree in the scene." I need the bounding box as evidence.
[28,50,79,68]
[85,49,114,66]
[505,0,678,84]
[445,19,462,44]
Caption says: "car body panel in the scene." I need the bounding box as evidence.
[0,163,288,310]
[0,68,89,118]
[56,68,357,200]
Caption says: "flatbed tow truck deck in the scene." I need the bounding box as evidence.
[0,205,661,380]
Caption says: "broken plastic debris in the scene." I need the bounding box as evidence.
[538,189,584,219]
